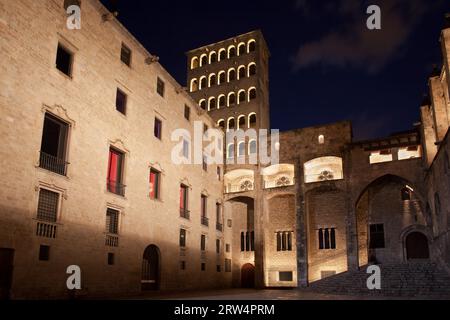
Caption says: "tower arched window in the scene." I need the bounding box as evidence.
[199,76,207,90]
[238,141,246,157]
[238,66,246,79]
[209,51,217,64]
[248,113,257,128]
[238,115,245,129]
[228,68,236,82]
[228,92,236,106]
[248,39,256,53]
[228,143,235,159]
[191,57,199,69]
[218,71,226,85]
[228,45,236,58]
[208,97,216,111]
[217,119,225,130]
[218,48,226,61]
[401,187,411,201]
[238,42,246,56]
[218,95,226,108]
[249,140,257,155]
[190,79,198,92]
[209,74,216,87]
[238,90,246,104]
[248,63,256,76]
[228,117,235,130]
[200,54,208,67]
[248,87,256,101]
[199,99,206,110]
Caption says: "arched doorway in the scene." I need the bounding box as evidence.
[241,263,255,288]
[405,232,429,260]
[141,245,160,290]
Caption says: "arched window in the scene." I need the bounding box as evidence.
[238,115,245,129]
[248,87,256,101]
[228,92,236,106]
[208,97,216,111]
[199,99,206,110]
[218,95,226,108]
[200,54,208,66]
[238,66,246,79]
[401,187,411,201]
[303,156,344,183]
[248,63,256,76]
[227,143,235,159]
[199,76,207,90]
[238,141,246,157]
[435,193,441,216]
[209,51,217,64]
[218,71,226,85]
[249,140,257,155]
[228,45,236,58]
[318,135,325,144]
[218,48,226,61]
[191,57,199,69]
[208,74,216,87]
[217,119,225,130]
[190,79,198,92]
[228,68,236,82]
[238,90,246,104]
[248,39,256,53]
[238,42,246,56]
[228,117,235,130]
[248,113,257,128]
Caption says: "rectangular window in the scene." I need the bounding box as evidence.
[179,229,186,247]
[279,271,293,282]
[64,0,81,10]
[180,261,186,270]
[39,245,50,261]
[182,139,189,158]
[369,224,385,249]
[56,43,73,76]
[106,208,119,234]
[116,88,127,115]
[120,43,131,66]
[149,169,161,200]
[225,259,231,272]
[276,232,293,251]
[217,167,221,181]
[201,195,208,226]
[216,265,221,272]
[180,184,189,219]
[216,239,220,254]
[201,263,206,271]
[216,203,222,231]
[107,253,115,265]
[107,147,125,196]
[37,189,59,222]
[318,228,336,250]
[39,113,69,175]
[201,234,206,251]
[154,118,162,139]
[184,105,190,121]
[156,77,165,97]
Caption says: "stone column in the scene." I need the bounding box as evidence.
[254,168,265,288]
[295,158,308,287]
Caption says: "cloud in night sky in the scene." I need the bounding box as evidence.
[293,0,438,74]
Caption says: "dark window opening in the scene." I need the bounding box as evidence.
[248,41,256,52]
[64,0,80,10]
[107,252,115,265]
[37,189,59,222]
[199,100,206,110]
[276,232,293,251]
[228,70,236,82]
[401,187,411,201]
[229,47,236,58]
[120,43,131,66]
[238,44,246,55]
[219,50,226,61]
[115,88,127,115]
[201,234,206,251]
[216,265,221,272]
[180,184,189,219]
[216,239,220,253]
[184,105,190,121]
[369,224,385,249]
[239,67,246,79]
[179,229,186,247]
[56,44,73,76]
[318,228,336,250]
[249,89,257,100]
[39,113,69,175]
[219,72,226,84]
[201,263,206,271]
[156,77,165,97]
[154,117,162,139]
[106,208,119,234]
[39,245,50,261]
[249,114,257,128]
[249,64,256,76]
[180,261,186,270]
[279,271,293,282]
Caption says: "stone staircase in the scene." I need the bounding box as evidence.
[307,262,450,297]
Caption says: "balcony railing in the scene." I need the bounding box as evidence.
[36,221,57,238]
[39,152,68,176]
[105,234,119,247]
[107,179,126,197]
[180,208,190,220]
[201,216,209,227]
[216,222,223,232]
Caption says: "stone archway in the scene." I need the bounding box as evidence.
[405,232,430,260]
[241,263,255,288]
[141,244,160,290]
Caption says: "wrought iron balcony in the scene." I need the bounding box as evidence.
[36,221,57,239]
[216,222,223,232]
[39,152,68,176]
[107,179,126,197]
[180,208,190,220]
[105,234,119,247]
[201,216,209,227]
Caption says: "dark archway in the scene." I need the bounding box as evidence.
[0,248,14,300]
[405,232,429,260]
[141,244,160,290]
[241,263,255,288]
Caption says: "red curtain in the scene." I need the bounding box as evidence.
[149,171,155,198]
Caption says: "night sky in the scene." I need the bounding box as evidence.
[101,0,449,140]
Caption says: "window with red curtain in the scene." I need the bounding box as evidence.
[107,148,124,195]
[149,169,160,199]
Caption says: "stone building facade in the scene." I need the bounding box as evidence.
[0,0,449,299]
